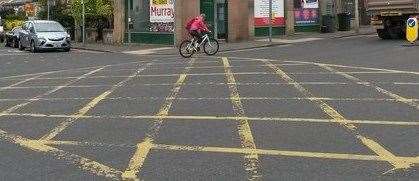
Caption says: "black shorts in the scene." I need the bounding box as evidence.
[189,30,203,41]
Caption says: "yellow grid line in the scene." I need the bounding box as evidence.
[258,59,413,171]
[2,96,419,102]
[3,71,417,81]
[316,64,419,110]
[223,56,419,75]
[1,81,418,90]
[0,74,46,91]
[3,112,419,126]
[39,62,153,141]
[0,66,107,116]
[0,121,122,180]
[39,140,419,164]
[122,59,196,180]
[222,57,262,180]
[89,63,306,71]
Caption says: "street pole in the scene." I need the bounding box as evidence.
[82,0,85,45]
[354,0,360,33]
[285,0,294,35]
[47,0,50,20]
[127,0,131,44]
[268,0,272,43]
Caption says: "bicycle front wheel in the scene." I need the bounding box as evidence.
[203,38,219,56]
[179,40,195,58]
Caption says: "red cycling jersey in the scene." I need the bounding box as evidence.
[186,15,209,33]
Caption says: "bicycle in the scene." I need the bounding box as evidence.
[179,32,219,58]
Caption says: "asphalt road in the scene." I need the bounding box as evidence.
[0,35,418,181]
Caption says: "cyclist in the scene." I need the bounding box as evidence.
[186,14,210,48]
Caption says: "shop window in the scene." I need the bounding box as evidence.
[129,0,174,33]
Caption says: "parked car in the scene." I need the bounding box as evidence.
[4,27,22,48]
[0,25,4,43]
[19,20,71,52]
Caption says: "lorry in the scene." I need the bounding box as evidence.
[366,0,419,39]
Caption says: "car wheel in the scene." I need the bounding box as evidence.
[18,40,25,50]
[30,41,38,53]
[13,39,19,48]
[4,39,9,47]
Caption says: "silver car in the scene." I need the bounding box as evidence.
[19,20,71,52]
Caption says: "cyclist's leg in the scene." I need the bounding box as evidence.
[196,31,204,44]
[190,31,199,42]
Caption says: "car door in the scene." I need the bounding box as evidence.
[20,22,30,47]
[27,23,36,46]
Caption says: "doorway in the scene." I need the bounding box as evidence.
[200,0,228,39]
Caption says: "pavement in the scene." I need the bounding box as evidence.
[0,32,418,181]
[71,26,375,55]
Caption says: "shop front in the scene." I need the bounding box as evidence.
[123,0,323,45]
[294,0,320,32]
[254,0,286,36]
[126,0,175,44]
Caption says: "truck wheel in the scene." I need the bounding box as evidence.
[377,29,391,39]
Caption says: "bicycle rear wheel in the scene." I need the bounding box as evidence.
[203,38,219,56]
[179,40,195,58]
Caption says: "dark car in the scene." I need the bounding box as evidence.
[4,27,22,48]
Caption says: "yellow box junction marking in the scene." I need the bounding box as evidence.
[122,59,196,180]
[0,67,106,116]
[0,74,46,91]
[224,56,419,76]
[4,112,419,126]
[40,62,153,141]
[222,57,262,180]
[259,59,413,170]
[0,128,122,179]
[40,140,419,166]
[316,64,419,110]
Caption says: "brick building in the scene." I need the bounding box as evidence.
[119,0,323,45]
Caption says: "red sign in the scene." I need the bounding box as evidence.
[254,17,285,27]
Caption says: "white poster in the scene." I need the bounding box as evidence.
[150,0,175,23]
[302,0,318,9]
[254,0,285,26]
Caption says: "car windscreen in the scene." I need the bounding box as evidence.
[34,22,65,32]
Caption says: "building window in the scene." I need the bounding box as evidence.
[129,0,175,33]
